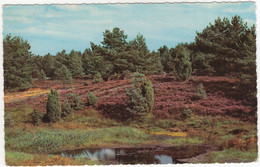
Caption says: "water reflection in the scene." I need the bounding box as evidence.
[60,145,207,164]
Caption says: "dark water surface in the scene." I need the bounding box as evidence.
[59,145,208,164]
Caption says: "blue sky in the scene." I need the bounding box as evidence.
[3,2,256,56]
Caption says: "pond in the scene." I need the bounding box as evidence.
[59,145,210,164]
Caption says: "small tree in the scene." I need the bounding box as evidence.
[46,89,61,123]
[87,92,98,106]
[172,45,192,81]
[92,72,103,83]
[53,65,73,84]
[126,72,154,119]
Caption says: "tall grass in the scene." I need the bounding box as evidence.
[204,148,258,163]
[5,127,149,153]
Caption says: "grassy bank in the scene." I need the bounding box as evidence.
[4,105,258,165]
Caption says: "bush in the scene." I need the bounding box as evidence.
[62,93,83,117]
[87,92,98,106]
[92,72,103,83]
[46,89,61,123]
[196,83,207,99]
[126,72,154,119]
[5,114,14,127]
[182,106,193,119]
[32,109,44,126]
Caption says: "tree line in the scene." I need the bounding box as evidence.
[3,15,256,91]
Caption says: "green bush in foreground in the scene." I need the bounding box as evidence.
[126,72,154,119]
[87,92,98,106]
[46,89,61,123]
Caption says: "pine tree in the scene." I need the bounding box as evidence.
[126,72,154,119]
[172,45,192,81]
[3,35,33,91]
[53,65,73,84]
[46,89,61,123]
[67,50,85,78]
[195,15,256,78]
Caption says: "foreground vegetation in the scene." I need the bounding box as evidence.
[5,101,257,165]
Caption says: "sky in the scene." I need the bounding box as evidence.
[3,2,256,56]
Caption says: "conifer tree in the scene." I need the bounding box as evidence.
[53,65,73,84]
[171,45,192,81]
[126,72,154,119]
[46,89,61,123]
[3,35,33,91]
[67,50,85,78]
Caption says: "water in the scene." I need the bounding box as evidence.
[59,145,208,164]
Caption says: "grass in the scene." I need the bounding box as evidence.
[5,151,99,166]
[5,126,150,153]
[203,148,258,163]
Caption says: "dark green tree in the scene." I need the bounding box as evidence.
[38,69,47,81]
[195,15,256,80]
[3,35,33,91]
[67,50,85,78]
[158,45,171,72]
[101,27,128,52]
[46,89,61,123]
[171,45,192,81]
[126,72,154,119]
[42,53,55,78]
[53,65,73,84]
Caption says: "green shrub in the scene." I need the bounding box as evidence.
[182,106,193,119]
[46,89,61,123]
[92,72,103,83]
[196,83,207,99]
[5,114,14,127]
[87,92,98,106]
[32,109,44,126]
[126,72,154,119]
[61,93,83,117]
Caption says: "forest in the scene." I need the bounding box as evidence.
[4,15,257,165]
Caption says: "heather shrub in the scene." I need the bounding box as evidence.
[46,89,61,123]
[92,72,103,83]
[87,92,98,106]
[126,72,154,119]
[196,83,207,99]
[182,106,193,119]
[62,93,83,117]
[5,114,14,127]
[32,109,44,126]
